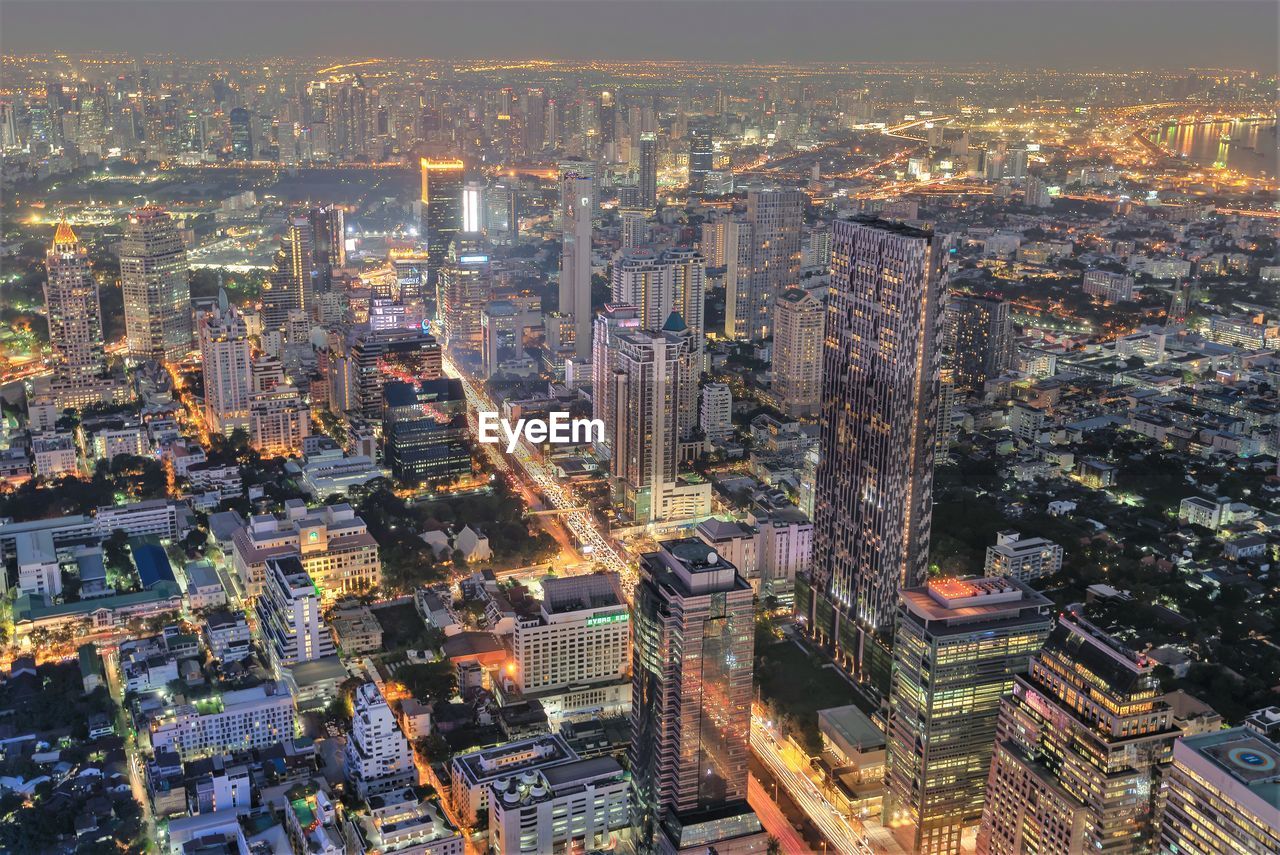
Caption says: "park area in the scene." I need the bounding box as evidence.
[755,637,868,755]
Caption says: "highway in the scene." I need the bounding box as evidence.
[751,715,874,855]
[747,774,811,855]
[439,354,633,587]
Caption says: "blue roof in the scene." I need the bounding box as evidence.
[132,542,176,589]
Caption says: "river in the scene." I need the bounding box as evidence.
[1157,118,1277,178]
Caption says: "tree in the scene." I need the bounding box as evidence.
[396,661,457,707]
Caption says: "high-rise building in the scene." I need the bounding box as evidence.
[248,379,310,457]
[772,286,824,418]
[382,378,471,485]
[198,291,252,436]
[262,216,315,332]
[610,247,706,344]
[121,206,192,363]
[739,189,804,340]
[560,172,594,362]
[607,318,703,525]
[699,382,733,443]
[346,682,416,798]
[590,303,643,460]
[43,223,109,408]
[255,555,335,672]
[229,106,253,159]
[688,130,714,193]
[438,235,491,358]
[309,204,345,291]
[629,539,764,852]
[943,294,1012,393]
[884,577,1053,855]
[637,132,657,208]
[419,158,465,296]
[597,90,616,152]
[619,208,648,250]
[802,218,946,683]
[977,614,1212,855]
[1157,728,1280,855]
[349,328,442,419]
[721,218,755,339]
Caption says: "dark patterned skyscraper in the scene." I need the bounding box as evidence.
[802,217,946,683]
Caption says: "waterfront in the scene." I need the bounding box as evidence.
[1158,118,1278,178]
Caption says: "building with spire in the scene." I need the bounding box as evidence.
[43,223,111,408]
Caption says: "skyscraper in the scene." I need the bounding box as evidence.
[629,538,763,853]
[1157,728,1280,855]
[198,291,252,436]
[978,614,1213,855]
[43,223,109,408]
[802,217,946,683]
[884,577,1053,855]
[309,204,345,292]
[638,131,657,208]
[229,106,252,159]
[741,189,804,340]
[688,129,714,193]
[560,172,594,362]
[591,303,642,461]
[943,293,1013,393]
[438,234,491,358]
[609,247,706,344]
[262,216,315,332]
[255,555,335,672]
[607,317,703,525]
[121,206,192,363]
[597,90,616,154]
[419,158,465,297]
[772,286,824,418]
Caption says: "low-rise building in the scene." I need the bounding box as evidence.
[983,530,1064,582]
[489,757,630,855]
[149,681,297,761]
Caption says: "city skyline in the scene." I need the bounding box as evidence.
[0,4,1277,853]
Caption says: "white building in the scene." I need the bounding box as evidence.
[198,296,252,435]
[749,503,813,602]
[695,519,758,586]
[512,574,630,699]
[346,682,416,798]
[450,734,578,825]
[149,681,296,761]
[14,529,61,600]
[230,501,380,601]
[1082,269,1136,304]
[351,788,463,855]
[983,530,1064,583]
[699,382,733,443]
[254,555,335,671]
[94,499,183,540]
[489,757,630,855]
[32,433,77,479]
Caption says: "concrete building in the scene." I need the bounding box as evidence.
[43,223,110,408]
[346,682,416,798]
[610,247,706,346]
[560,172,594,361]
[513,574,629,696]
[149,681,296,761]
[1157,728,1280,855]
[699,382,733,444]
[943,294,1012,393]
[198,293,252,436]
[982,530,1064,583]
[489,757,630,855]
[255,556,335,671]
[772,287,824,418]
[978,615,1218,855]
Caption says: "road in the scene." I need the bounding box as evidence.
[747,774,812,855]
[751,716,874,855]
[103,649,157,846]
[440,353,633,587]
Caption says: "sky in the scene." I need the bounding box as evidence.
[2,0,1276,73]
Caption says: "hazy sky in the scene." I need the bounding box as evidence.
[2,1,1276,72]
